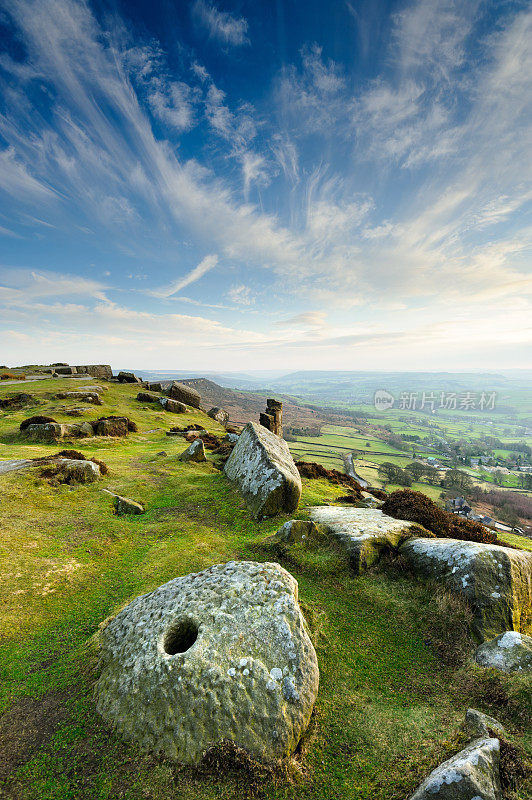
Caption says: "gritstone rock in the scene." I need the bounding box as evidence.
[408,737,502,800]
[475,631,532,673]
[167,382,201,409]
[208,407,229,425]
[113,495,145,515]
[94,561,319,765]
[179,438,207,462]
[159,397,187,414]
[398,537,532,641]
[224,421,301,519]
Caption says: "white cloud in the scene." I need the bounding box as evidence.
[150,254,219,298]
[192,0,249,47]
[148,81,198,132]
[227,284,253,305]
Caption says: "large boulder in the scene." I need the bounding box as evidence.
[408,737,502,800]
[95,561,319,765]
[207,407,229,425]
[94,417,128,437]
[399,537,532,641]
[117,371,141,384]
[159,397,187,414]
[475,631,532,673]
[137,391,159,403]
[179,438,206,462]
[224,422,302,519]
[167,382,200,409]
[62,422,95,438]
[46,458,100,484]
[74,365,112,379]
[25,423,63,441]
[309,507,421,573]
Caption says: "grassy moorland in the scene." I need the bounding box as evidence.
[0,379,530,800]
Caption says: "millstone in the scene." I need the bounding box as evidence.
[94,561,319,764]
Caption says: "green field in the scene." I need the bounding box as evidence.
[0,380,530,800]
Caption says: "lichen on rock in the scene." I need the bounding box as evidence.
[94,561,319,765]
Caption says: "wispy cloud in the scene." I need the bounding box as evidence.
[150,254,219,298]
[192,0,249,46]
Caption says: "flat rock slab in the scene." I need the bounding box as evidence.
[224,422,301,519]
[95,561,319,765]
[309,507,419,573]
[0,459,33,475]
[409,737,502,800]
[399,537,532,641]
[475,631,532,673]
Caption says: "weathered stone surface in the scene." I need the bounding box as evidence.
[113,495,145,515]
[408,737,501,800]
[274,520,326,545]
[54,458,100,483]
[54,366,77,375]
[224,433,239,444]
[465,708,506,739]
[74,365,112,379]
[25,422,64,441]
[55,391,102,405]
[76,385,106,393]
[207,406,229,425]
[224,422,301,519]
[259,399,283,437]
[159,397,187,414]
[179,438,206,463]
[148,382,165,392]
[137,391,159,403]
[95,561,319,765]
[63,422,95,438]
[167,381,200,408]
[95,418,128,437]
[475,631,532,673]
[310,507,420,573]
[117,371,141,384]
[399,537,532,641]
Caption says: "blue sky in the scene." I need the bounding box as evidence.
[0,0,531,370]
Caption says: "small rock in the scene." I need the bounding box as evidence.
[465,708,506,739]
[137,392,159,403]
[224,433,239,444]
[117,371,142,383]
[113,495,145,515]
[408,737,502,800]
[95,418,128,437]
[475,631,532,673]
[179,438,206,462]
[208,407,229,425]
[159,397,187,414]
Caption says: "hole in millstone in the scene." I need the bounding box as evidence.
[163,619,199,655]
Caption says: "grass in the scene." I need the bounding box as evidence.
[1,379,531,800]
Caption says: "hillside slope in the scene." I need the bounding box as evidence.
[0,378,530,800]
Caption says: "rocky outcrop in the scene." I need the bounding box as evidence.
[117,371,142,384]
[55,391,102,405]
[42,458,100,484]
[147,382,165,392]
[137,392,160,403]
[159,397,186,414]
[167,381,201,409]
[94,418,129,437]
[273,520,326,545]
[259,399,283,437]
[475,631,532,673]
[408,737,502,800]
[74,365,113,379]
[179,438,206,462]
[24,422,95,441]
[54,366,77,375]
[465,708,506,739]
[309,507,421,573]
[399,537,532,641]
[95,561,319,765]
[224,422,301,519]
[207,407,229,425]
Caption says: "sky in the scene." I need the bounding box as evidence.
[0,0,531,372]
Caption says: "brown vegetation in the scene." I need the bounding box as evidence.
[381,489,509,545]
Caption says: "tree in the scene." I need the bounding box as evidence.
[440,469,473,492]
[378,462,412,486]
[405,461,425,481]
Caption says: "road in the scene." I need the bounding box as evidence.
[343,452,369,488]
